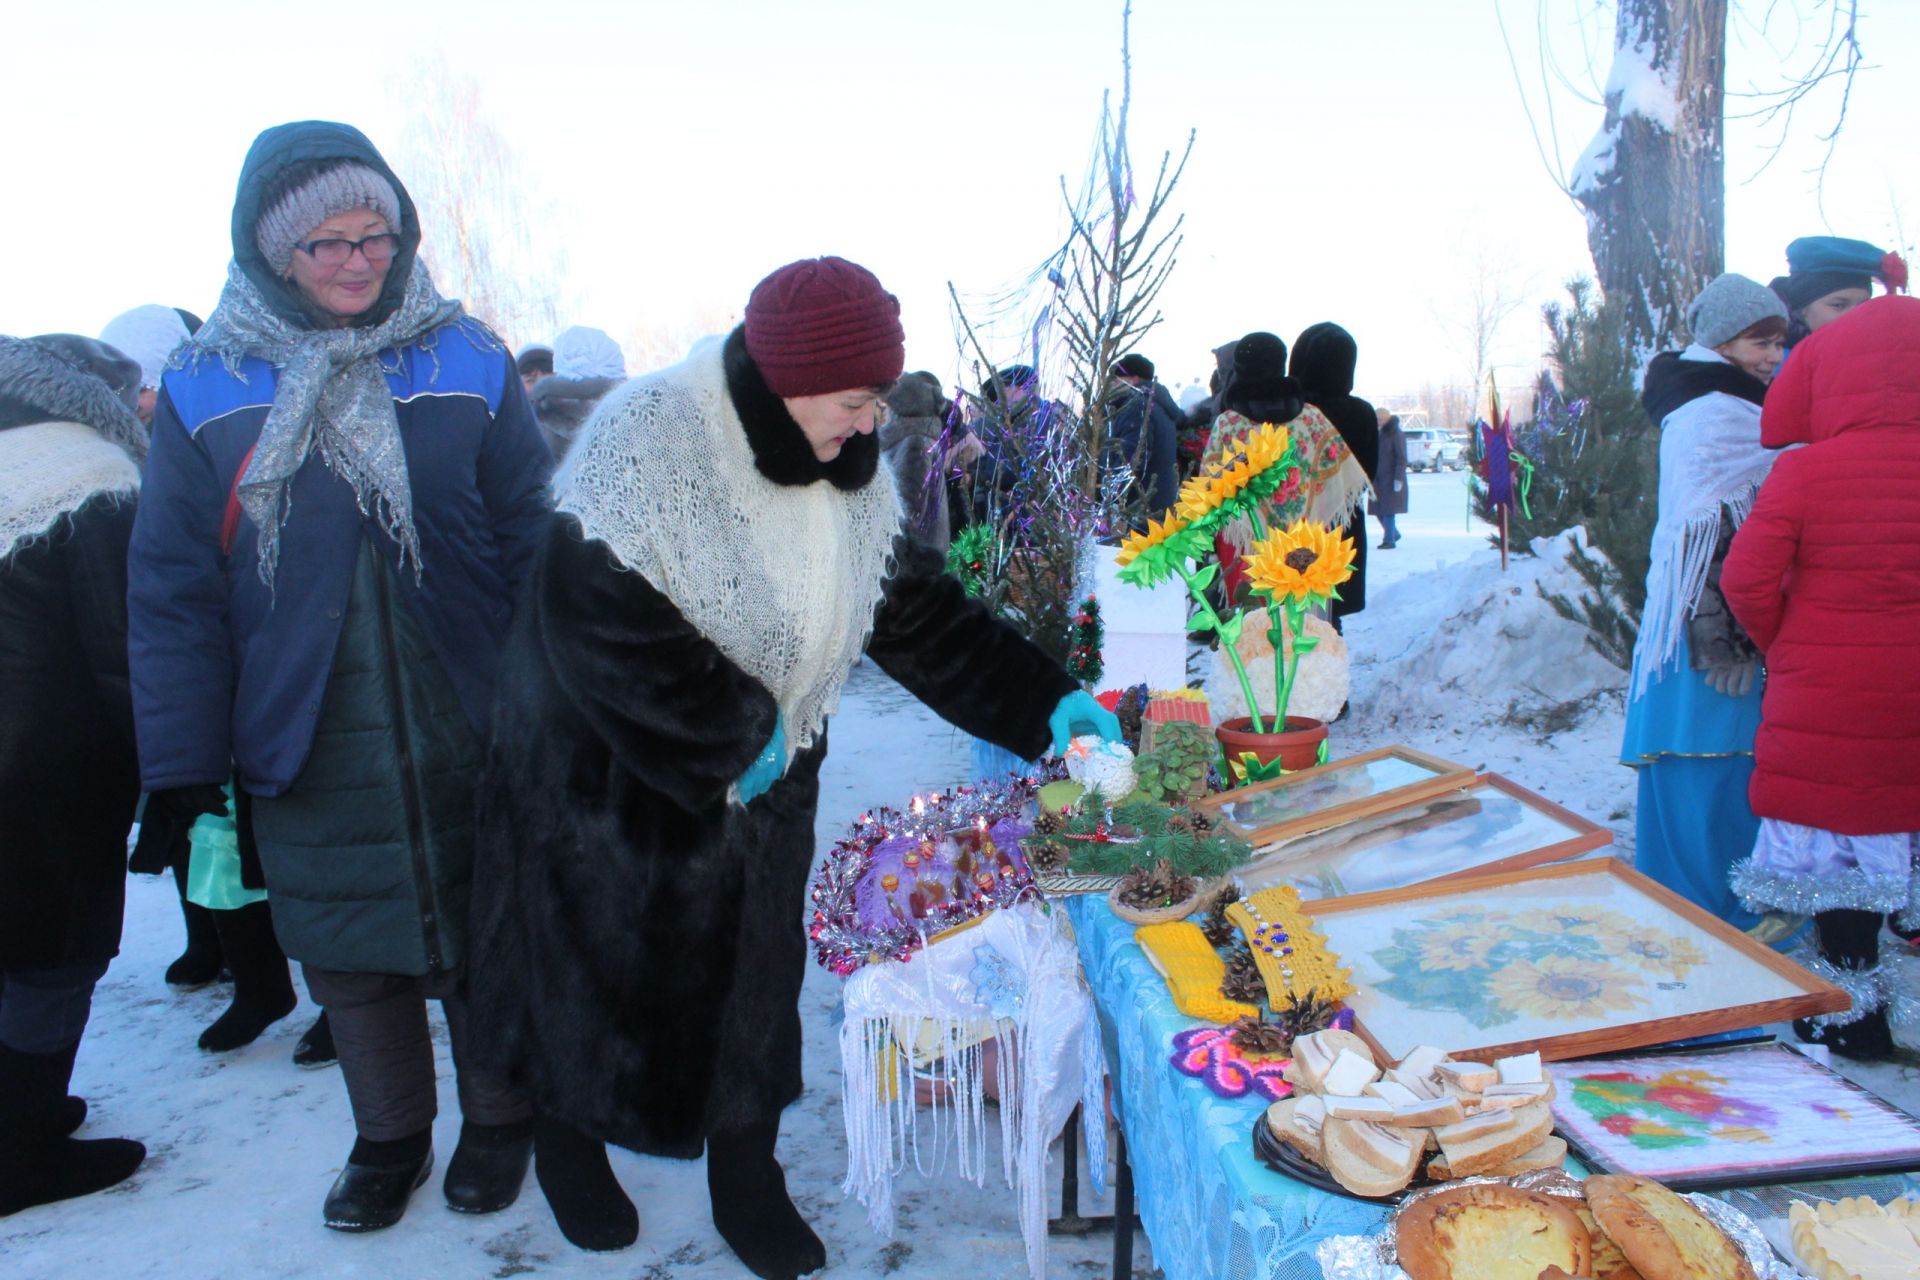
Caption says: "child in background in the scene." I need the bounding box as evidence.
[1723,294,1920,1062]
[1620,274,1789,929]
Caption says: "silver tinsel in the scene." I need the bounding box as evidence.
[1789,945,1920,1036]
[1732,859,1910,915]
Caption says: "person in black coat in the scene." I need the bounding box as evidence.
[469,257,1121,1276]
[1103,351,1181,525]
[1372,408,1409,547]
[1291,322,1378,623]
[0,333,149,1216]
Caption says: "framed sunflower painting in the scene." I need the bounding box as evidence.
[1547,1040,1920,1189]
[1307,859,1848,1064]
[1230,772,1609,900]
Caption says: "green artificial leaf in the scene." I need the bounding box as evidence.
[1219,614,1245,646]
[1186,609,1218,632]
[1294,636,1319,654]
[1190,562,1219,591]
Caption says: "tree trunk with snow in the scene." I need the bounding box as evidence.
[1572,0,1727,367]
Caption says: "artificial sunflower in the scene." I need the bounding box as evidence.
[1172,423,1295,525]
[1116,512,1191,568]
[1244,520,1355,603]
[1485,953,1645,1022]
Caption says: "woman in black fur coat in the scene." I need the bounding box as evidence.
[0,334,150,1216]
[469,257,1119,1277]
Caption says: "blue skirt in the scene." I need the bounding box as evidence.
[1620,637,1763,929]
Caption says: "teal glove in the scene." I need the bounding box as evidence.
[738,712,787,805]
[1048,690,1123,756]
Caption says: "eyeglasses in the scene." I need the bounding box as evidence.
[294,233,401,268]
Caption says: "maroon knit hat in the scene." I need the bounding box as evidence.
[743,256,906,397]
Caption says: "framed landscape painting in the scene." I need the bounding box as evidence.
[1307,859,1849,1064]
[1549,1040,1920,1189]
[1233,772,1610,900]
[1196,745,1473,849]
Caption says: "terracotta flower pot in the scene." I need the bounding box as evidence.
[1214,715,1329,784]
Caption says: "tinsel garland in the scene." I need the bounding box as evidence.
[1065,593,1104,685]
[1731,859,1911,916]
[809,777,1040,977]
[1790,945,1920,1034]
[946,523,997,599]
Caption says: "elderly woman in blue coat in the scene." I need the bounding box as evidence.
[128,120,553,1233]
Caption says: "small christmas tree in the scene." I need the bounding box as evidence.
[1065,593,1104,686]
[1470,279,1657,667]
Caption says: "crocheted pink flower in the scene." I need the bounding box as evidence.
[1170,1026,1293,1101]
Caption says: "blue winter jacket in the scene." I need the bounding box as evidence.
[129,316,553,796]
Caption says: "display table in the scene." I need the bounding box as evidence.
[1064,893,1387,1280]
[1062,892,1920,1280]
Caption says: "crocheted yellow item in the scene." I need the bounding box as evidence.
[1135,921,1261,1024]
[1224,886,1354,1010]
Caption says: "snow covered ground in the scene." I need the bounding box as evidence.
[8,472,1915,1278]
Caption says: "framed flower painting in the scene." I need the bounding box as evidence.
[1196,745,1474,850]
[1549,1040,1920,1189]
[1231,772,1610,900]
[1307,859,1849,1064]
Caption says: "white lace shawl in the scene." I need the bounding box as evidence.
[1630,345,1778,698]
[554,336,902,766]
[0,421,141,563]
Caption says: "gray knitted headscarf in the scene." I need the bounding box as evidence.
[183,255,462,586]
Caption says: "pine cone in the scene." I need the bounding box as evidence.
[1228,1016,1292,1056]
[1219,944,1266,1005]
[1033,809,1066,835]
[1026,839,1069,873]
[1190,812,1215,835]
[1199,886,1239,948]
[1163,812,1193,835]
[1116,858,1197,911]
[1275,988,1341,1038]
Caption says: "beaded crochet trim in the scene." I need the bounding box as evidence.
[1224,885,1354,1010]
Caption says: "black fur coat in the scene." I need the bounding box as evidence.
[469,336,1074,1155]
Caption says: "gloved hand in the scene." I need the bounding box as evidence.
[1704,660,1757,698]
[1048,689,1124,757]
[128,784,231,875]
[737,712,788,806]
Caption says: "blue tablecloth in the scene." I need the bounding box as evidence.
[1064,893,1920,1280]
[1065,894,1386,1280]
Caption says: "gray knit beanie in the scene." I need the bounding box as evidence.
[1686,273,1789,349]
[254,162,403,275]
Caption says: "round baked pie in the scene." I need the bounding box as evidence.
[1583,1174,1757,1280]
[1788,1195,1920,1280]
[1395,1182,1591,1280]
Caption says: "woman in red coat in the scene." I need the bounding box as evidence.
[1722,293,1920,1060]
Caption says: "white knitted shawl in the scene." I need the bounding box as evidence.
[0,421,141,564]
[1629,346,1778,699]
[555,336,902,766]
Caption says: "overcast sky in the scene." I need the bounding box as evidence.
[4,0,1913,403]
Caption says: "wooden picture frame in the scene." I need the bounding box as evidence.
[1547,1039,1920,1190]
[1194,745,1475,848]
[1305,858,1848,1064]
[1232,772,1611,900]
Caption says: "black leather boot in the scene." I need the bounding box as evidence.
[292,1011,336,1069]
[322,1129,433,1232]
[533,1116,637,1251]
[199,901,296,1052]
[706,1121,825,1279]
[0,1043,145,1217]
[165,859,224,988]
[444,1118,533,1214]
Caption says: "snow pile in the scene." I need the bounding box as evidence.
[1347,527,1626,740]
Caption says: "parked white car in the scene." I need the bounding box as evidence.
[1402,424,1464,471]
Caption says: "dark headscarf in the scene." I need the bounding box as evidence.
[1218,331,1304,425]
[1291,322,1379,478]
